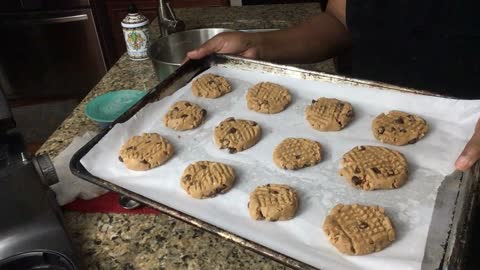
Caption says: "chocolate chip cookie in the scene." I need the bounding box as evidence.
[180,161,235,199]
[248,184,299,221]
[323,204,396,255]
[246,82,292,114]
[192,73,232,98]
[163,101,206,131]
[305,97,354,131]
[119,133,174,171]
[372,110,429,146]
[339,145,408,190]
[213,117,262,153]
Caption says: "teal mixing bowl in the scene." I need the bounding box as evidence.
[85,89,146,128]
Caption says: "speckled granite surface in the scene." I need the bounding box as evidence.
[39,3,335,269]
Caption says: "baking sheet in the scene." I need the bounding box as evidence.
[80,65,480,270]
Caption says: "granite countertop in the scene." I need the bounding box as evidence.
[38,3,335,269]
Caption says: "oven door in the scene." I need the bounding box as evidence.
[0,9,107,100]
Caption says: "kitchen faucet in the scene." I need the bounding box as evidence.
[158,0,185,36]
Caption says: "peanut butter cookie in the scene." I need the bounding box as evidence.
[192,73,232,98]
[119,133,174,171]
[246,82,292,114]
[180,161,235,199]
[372,110,429,146]
[339,145,408,190]
[273,138,322,170]
[323,204,396,255]
[163,101,206,131]
[305,97,354,131]
[213,117,262,153]
[248,184,299,221]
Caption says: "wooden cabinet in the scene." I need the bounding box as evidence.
[94,0,230,66]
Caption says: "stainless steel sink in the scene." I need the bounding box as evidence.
[148,28,278,81]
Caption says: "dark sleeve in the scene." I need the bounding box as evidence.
[346,0,421,39]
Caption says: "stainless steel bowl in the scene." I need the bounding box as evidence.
[148,28,234,81]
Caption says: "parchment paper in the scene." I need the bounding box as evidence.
[81,66,480,270]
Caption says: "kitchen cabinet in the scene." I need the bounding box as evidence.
[96,0,230,65]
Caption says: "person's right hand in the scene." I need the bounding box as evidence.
[186,31,261,60]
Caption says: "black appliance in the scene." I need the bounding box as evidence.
[0,86,77,268]
[0,0,107,101]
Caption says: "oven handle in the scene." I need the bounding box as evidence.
[6,14,88,25]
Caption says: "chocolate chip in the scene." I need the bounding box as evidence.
[200,165,207,169]
[247,202,250,208]
[378,126,385,134]
[408,138,418,144]
[228,127,237,134]
[184,102,191,107]
[271,190,279,195]
[181,114,188,118]
[173,107,179,111]
[163,151,168,155]
[394,117,404,124]
[358,222,369,229]
[295,155,301,159]
[371,167,381,174]
[407,115,415,121]
[391,127,397,132]
[184,174,192,181]
[249,121,258,126]
[400,128,407,133]
[225,117,235,122]
[228,147,237,154]
[141,159,148,164]
[126,146,133,150]
[145,140,151,143]
[201,109,207,116]
[270,218,278,222]
[351,176,363,185]
[346,110,354,117]
[354,167,361,173]
[311,99,316,104]
[118,156,123,162]
[357,146,366,151]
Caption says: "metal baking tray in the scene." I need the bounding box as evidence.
[70,55,479,270]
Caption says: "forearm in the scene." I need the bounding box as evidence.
[255,12,351,64]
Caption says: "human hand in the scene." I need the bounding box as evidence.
[186,31,261,60]
[455,118,480,171]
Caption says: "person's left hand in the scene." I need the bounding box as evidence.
[455,118,480,171]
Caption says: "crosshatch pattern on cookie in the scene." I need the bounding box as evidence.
[192,73,232,98]
[119,133,174,171]
[248,184,298,221]
[339,146,408,190]
[372,110,429,146]
[323,204,396,255]
[163,101,206,131]
[213,118,262,153]
[273,138,322,170]
[305,97,354,131]
[246,82,292,114]
[180,161,235,199]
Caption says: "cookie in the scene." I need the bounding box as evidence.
[246,82,292,114]
[305,97,354,131]
[339,145,408,190]
[372,110,429,146]
[163,101,206,131]
[273,138,322,170]
[248,184,298,221]
[323,204,396,255]
[213,117,262,153]
[180,161,235,199]
[192,73,232,98]
[119,133,174,171]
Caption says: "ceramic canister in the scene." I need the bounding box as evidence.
[121,4,150,60]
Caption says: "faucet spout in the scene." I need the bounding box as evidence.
[158,0,185,37]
